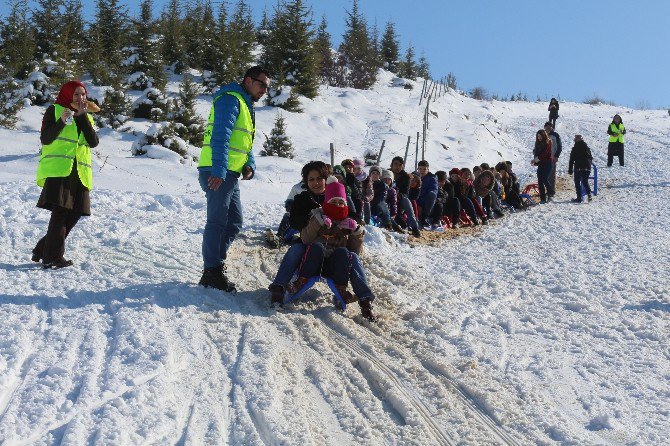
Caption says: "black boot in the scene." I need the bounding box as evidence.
[43,258,73,269]
[359,299,377,322]
[269,284,285,307]
[335,284,358,304]
[199,265,236,292]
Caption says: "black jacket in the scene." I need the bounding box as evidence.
[393,170,411,197]
[290,190,324,230]
[345,172,362,200]
[568,141,593,172]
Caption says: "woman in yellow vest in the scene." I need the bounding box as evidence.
[32,80,99,269]
[607,114,626,167]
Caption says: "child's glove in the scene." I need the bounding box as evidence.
[338,218,358,231]
[322,215,332,228]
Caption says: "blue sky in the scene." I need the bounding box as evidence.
[2,0,668,108]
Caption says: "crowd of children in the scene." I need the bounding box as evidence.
[268,109,619,321]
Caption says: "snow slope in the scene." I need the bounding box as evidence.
[0,71,669,445]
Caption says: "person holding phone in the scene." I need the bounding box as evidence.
[32,80,99,269]
[197,66,271,292]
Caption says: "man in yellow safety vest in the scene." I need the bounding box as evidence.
[197,66,270,292]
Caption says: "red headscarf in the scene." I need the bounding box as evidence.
[55,80,87,111]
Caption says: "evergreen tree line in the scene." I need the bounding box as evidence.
[0,0,433,116]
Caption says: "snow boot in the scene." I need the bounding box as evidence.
[571,198,582,203]
[265,228,280,249]
[43,258,73,269]
[335,284,358,304]
[287,276,309,295]
[199,264,236,292]
[587,194,592,202]
[31,250,42,263]
[411,227,421,237]
[359,299,377,322]
[269,284,285,307]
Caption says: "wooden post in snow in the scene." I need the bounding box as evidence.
[330,143,334,167]
[403,135,411,166]
[377,140,385,165]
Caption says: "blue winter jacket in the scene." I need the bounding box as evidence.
[199,82,256,179]
[418,172,438,201]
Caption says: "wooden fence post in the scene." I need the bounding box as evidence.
[377,140,385,165]
[330,143,334,167]
[403,135,411,166]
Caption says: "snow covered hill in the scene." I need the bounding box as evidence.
[1,71,669,445]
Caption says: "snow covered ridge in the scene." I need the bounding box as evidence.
[1,74,670,444]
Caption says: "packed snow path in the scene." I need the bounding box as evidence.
[1,101,669,443]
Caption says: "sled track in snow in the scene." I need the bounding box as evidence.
[245,235,523,445]
[316,320,457,446]
[317,315,522,446]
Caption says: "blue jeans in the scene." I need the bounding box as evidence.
[418,191,437,223]
[536,163,554,201]
[271,243,374,301]
[272,243,306,287]
[396,196,419,231]
[199,169,243,268]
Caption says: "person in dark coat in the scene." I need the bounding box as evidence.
[548,98,559,128]
[495,162,523,209]
[342,158,363,221]
[544,122,562,198]
[607,114,626,167]
[389,156,420,237]
[416,160,438,227]
[433,171,462,228]
[32,80,99,269]
[449,168,480,225]
[532,129,554,203]
[568,135,594,202]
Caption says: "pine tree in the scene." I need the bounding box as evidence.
[205,1,230,89]
[0,59,22,128]
[0,0,36,78]
[339,0,376,89]
[226,0,255,80]
[131,87,170,121]
[50,0,86,84]
[257,8,271,47]
[380,21,400,73]
[416,52,430,79]
[126,0,166,90]
[182,0,205,69]
[93,0,129,69]
[97,76,130,129]
[263,0,318,99]
[161,0,185,73]
[369,20,382,71]
[399,44,416,80]
[446,71,457,90]
[197,0,218,71]
[313,16,335,85]
[261,113,294,159]
[32,0,65,61]
[170,73,205,145]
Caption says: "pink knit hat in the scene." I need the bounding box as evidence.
[324,176,346,203]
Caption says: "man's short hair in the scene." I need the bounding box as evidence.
[391,156,404,165]
[544,121,554,129]
[435,170,447,181]
[417,160,429,168]
[473,165,482,173]
[243,66,270,81]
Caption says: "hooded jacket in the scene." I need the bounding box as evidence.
[568,140,594,172]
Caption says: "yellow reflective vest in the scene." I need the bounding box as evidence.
[199,91,254,174]
[36,104,94,189]
[608,123,625,143]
